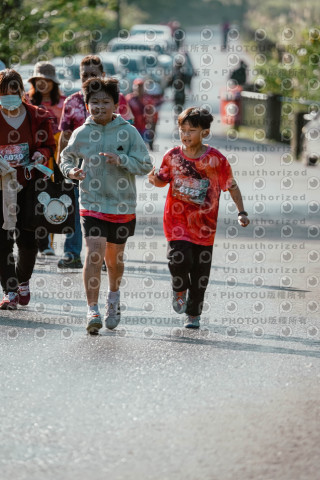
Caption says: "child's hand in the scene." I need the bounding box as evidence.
[100,152,120,166]
[148,166,157,185]
[238,214,250,227]
[148,167,167,187]
[68,168,86,180]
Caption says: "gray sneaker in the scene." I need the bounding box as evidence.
[86,311,103,334]
[184,315,200,329]
[105,292,121,330]
[172,290,187,314]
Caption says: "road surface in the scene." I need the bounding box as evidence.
[1,25,319,480]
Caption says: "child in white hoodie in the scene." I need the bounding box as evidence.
[60,77,153,334]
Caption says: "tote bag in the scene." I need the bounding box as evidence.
[21,161,75,237]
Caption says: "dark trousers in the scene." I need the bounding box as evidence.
[0,190,38,293]
[37,234,51,252]
[167,240,213,317]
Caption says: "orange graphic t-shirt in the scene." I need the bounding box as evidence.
[157,145,234,246]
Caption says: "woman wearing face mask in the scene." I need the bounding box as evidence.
[0,68,56,310]
[27,62,66,256]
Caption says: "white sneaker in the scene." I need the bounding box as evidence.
[0,292,18,310]
[86,309,102,334]
[172,290,187,314]
[41,247,55,256]
[105,291,121,330]
[184,315,200,329]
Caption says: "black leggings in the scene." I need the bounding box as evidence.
[167,240,213,317]
[0,190,38,293]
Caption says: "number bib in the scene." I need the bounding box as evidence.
[0,143,30,167]
[172,175,210,205]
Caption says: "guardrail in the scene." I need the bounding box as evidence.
[239,90,320,156]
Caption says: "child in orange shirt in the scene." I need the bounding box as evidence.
[148,107,250,328]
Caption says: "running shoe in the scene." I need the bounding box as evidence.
[86,310,103,334]
[18,281,31,306]
[0,292,18,310]
[172,290,187,314]
[105,292,121,330]
[58,257,83,269]
[184,315,200,329]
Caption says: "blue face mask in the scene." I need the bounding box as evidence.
[0,95,23,111]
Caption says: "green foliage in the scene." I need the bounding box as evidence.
[0,0,146,65]
[245,1,320,103]
[47,2,117,58]
[0,1,43,65]
[246,0,320,40]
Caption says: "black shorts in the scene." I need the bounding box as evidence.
[81,215,136,244]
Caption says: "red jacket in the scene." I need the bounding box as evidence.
[0,102,56,187]
[24,102,56,163]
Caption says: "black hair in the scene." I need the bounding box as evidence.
[0,69,24,96]
[82,77,119,105]
[178,106,214,129]
[28,81,61,106]
[80,55,103,72]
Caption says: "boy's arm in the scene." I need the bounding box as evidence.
[228,179,250,227]
[59,132,85,181]
[56,130,72,165]
[100,128,152,175]
[148,166,168,187]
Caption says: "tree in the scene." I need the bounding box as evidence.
[0,1,41,65]
[0,0,146,65]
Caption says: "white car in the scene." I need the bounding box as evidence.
[301,111,320,166]
[129,24,174,50]
[108,34,170,55]
[16,64,36,91]
[130,24,172,38]
[105,50,172,91]
[98,53,118,77]
[98,52,132,94]
[51,57,82,96]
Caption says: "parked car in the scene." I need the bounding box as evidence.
[108,34,170,55]
[98,55,117,77]
[130,24,172,39]
[97,52,137,94]
[117,53,146,94]
[108,50,172,91]
[129,24,175,51]
[301,111,320,166]
[16,63,35,91]
[51,57,81,96]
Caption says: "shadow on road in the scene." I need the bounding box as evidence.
[158,331,320,359]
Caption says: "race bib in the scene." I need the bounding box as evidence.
[0,143,30,167]
[172,175,210,205]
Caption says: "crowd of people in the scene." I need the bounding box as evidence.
[0,52,250,333]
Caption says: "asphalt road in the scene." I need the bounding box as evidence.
[1,26,320,480]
